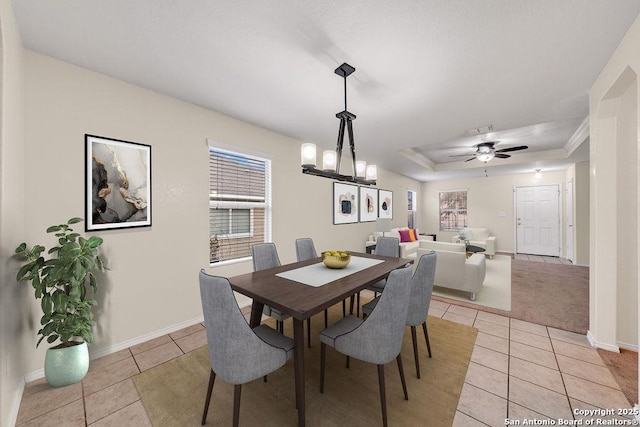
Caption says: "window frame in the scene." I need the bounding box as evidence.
[439,189,468,231]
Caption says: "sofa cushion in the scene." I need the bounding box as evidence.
[420,240,466,253]
[408,229,418,241]
[469,228,489,241]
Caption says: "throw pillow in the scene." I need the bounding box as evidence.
[398,229,412,243]
[409,229,418,241]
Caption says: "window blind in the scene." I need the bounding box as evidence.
[209,148,270,263]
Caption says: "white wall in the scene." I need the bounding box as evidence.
[421,170,569,254]
[2,44,420,422]
[0,0,27,425]
[589,14,640,360]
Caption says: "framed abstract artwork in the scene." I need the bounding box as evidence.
[359,186,378,222]
[85,134,152,231]
[378,189,393,219]
[333,182,359,224]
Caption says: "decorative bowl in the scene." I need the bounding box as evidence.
[322,251,351,269]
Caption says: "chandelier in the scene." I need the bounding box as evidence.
[300,63,377,185]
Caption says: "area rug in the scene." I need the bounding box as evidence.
[133,307,477,426]
[432,254,511,311]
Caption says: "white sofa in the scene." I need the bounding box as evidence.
[417,240,486,300]
[366,227,434,259]
[451,227,496,258]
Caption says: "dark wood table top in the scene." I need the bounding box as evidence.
[228,252,412,320]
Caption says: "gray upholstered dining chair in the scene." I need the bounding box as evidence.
[199,270,294,426]
[319,264,413,427]
[251,243,289,333]
[363,251,437,378]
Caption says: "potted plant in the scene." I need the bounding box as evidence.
[14,217,106,387]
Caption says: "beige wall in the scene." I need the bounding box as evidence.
[0,0,27,425]
[421,170,570,254]
[2,42,420,423]
[589,14,640,356]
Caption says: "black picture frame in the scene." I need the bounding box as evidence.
[85,134,152,231]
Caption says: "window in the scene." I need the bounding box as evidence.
[439,190,467,231]
[209,147,271,264]
[407,190,417,229]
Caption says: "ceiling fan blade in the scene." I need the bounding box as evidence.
[449,153,476,158]
[495,153,511,159]
[464,157,476,162]
[495,145,528,153]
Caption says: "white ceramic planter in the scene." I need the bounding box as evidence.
[44,341,89,387]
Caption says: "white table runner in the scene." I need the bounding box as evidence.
[276,256,384,287]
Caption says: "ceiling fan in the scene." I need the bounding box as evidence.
[451,142,529,163]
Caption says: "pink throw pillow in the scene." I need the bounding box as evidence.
[398,229,411,243]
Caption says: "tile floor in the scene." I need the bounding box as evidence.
[513,253,574,265]
[15,300,637,426]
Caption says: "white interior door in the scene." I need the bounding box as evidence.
[565,180,574,263]
[515,185,561,256]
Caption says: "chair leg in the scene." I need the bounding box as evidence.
[307,318,311,348]
[422,322,432,358]
[320,343,326,393]
[349,294,355,314]
[342,300,346,317]
[201,369,216,425]
[377,364,388,427]
[324,309,328,328]
[346,355,350,369]
[411,325,421,379]
[232,384,242,427]
[356,292,360,317]
[396,355,409,401]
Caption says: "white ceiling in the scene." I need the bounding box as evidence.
[11,1,640,182]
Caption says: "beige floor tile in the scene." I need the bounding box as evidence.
[514,254,529,261]
[527,255,545,262]
[470,345,509,374]
[510,318,549,337]
[21,377,49,397]
[428,307,446,318]
[83,357,140,396]
[464,362,508,398]
[457,383,508,426]
[85,379,140,424]
[453,410,490,426]
[509,341,558,370]
[169,322,205,340]
[473,319,509,340]
[90,349,133,372]
[562,373,632,409]
[551,340,605,366]
[17,382,83,424]
[447,305,479,319]
[508,402,554,424]
[547,327,591,348]
[474,331,509,354]
[475,311,510,327]
[19,398,85,427]
[133,341,184,372]
[174,329,208,353]
[129,335,172,355]
[510,328,553,352]
[542,256,562,264]
[88,400,152,427]
[556,354,621,389]
[508,376,573,419]
[443,311,476,326]
[430,299,451,311]
[509,357,566,394]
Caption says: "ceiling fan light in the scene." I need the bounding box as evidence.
[301,143,316,167]
[476,152,495,162]
[322,150,337,171]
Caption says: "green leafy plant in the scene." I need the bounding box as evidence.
[14,217,106,348]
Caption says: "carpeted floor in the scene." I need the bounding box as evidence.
[432,256,589,334]
[133,306,477,426]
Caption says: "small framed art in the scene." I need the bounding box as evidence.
[85,134,151,231]
[333,182,359,224]
[359,186,378,222]
[378,189,393,219]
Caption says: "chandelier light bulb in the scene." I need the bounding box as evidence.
[323,150,337,171]
[355,160,367,177]
[366,164,378,180]
[301,143,317,167]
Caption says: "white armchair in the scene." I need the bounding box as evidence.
[451,228,496,258]
[417,241,486,300]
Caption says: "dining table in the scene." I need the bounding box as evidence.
[227,251,413,427]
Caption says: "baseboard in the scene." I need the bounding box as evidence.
[617,341,639,352]
[587,330,621,353]
[9,378,26,427]
[23,315,206,383]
